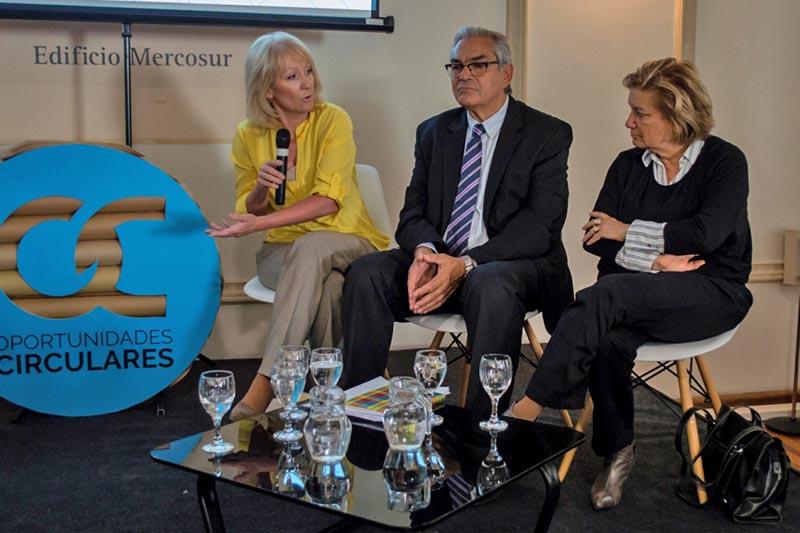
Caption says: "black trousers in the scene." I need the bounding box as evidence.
[526,272,752,457]
[341,248,542,419]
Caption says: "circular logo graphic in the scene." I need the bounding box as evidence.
[0,144,221,416]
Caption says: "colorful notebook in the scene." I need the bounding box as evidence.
[345,377,448,422]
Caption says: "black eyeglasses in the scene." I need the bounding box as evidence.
[444,61,501,78]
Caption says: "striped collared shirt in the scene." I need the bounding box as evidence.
[614,139,705,272]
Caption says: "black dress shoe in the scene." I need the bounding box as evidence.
[590,443,635,510]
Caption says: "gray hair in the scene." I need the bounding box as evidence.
[452,26,513,65]
[451,26,513,94]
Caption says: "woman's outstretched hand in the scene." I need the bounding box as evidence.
[207,213,264,238]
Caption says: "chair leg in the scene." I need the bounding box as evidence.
[430,331,445,350]
[694,356,722,414]
[676,359,709,504]
[558,397,594,481]
[459,362,470,408]
[523,320,545,359]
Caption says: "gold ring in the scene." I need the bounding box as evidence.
[593,226,600,233]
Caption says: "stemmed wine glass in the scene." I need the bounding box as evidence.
[198,370,236,454]
[413,349,447,426]
[277,345,310,422]
[477,430,510,495]
[478,353,512,432]
[271,361,307,442]
[310,347,343,389]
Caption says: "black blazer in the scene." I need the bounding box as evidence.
[395,97,574,333]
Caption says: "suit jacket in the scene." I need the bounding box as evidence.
[395,97,574,333]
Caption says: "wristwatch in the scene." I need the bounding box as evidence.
[459,255,477,277]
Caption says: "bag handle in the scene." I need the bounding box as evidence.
[674,406,730,463]
[702,425,765,502]
[674,406,764,503]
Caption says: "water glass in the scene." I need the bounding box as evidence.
[388,376,444,482]
[413,349,447,426]
[383,398,428,452]
[309,386,352,447]
[271,361,307,442]
[198,370,236,454]
[275,446,307,498]
[383,449,431,512]
[477,430,510,495]
[304,405,349,463]
[306,460,351,509]
[388,376,426,405]
[310,347,343,389]
[277,344,310,373]
[478,353,513,432]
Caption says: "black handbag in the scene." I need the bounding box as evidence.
[674,404,790,523]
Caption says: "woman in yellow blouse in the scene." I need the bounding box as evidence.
[209,32,387,420]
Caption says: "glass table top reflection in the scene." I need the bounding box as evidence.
[151,405,584,530]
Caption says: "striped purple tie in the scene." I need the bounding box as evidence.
[445,124,485,256]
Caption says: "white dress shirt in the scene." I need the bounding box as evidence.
[420,96,509,257]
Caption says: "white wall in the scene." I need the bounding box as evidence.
[523,0,800,396]
[690,0,800,394]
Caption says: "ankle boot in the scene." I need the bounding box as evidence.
[590,443,635,510]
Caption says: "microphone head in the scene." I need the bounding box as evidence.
[276,128,291,149]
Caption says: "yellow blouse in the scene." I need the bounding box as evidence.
[230,101,388,251]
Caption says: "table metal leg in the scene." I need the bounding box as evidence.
[535,461,561,533]
[197,474,226,533]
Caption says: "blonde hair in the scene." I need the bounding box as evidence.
[622,58,714,143]
[244,32,322,128]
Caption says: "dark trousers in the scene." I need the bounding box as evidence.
[526,272,752,457]
[341,248,542,419]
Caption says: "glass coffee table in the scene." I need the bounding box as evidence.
[151,405,584,532]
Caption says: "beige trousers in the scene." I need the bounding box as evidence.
[256,230,376,376]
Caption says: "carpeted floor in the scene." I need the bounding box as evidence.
[2,350,797,532]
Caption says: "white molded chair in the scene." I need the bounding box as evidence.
[558,326,738,494]
[243,163,391,304]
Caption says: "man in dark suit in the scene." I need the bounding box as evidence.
[340,26,573,418]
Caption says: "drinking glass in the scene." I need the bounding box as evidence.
[198,370,236,454]
[388,376,426,405]
[310,347,343,389]
[383,449,431,512]
[413,349,447,426]
[477,430,510,495]
[478,354,513,432]
[276,445,307,498]
[306,460,351,510]
[309,386,352,447]
[271,361,307,442]
[277,344,310,371]
[304,404,349,463]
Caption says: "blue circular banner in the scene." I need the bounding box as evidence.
[0,144,221,416]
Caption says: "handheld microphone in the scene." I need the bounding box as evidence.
[275,128,291,205]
